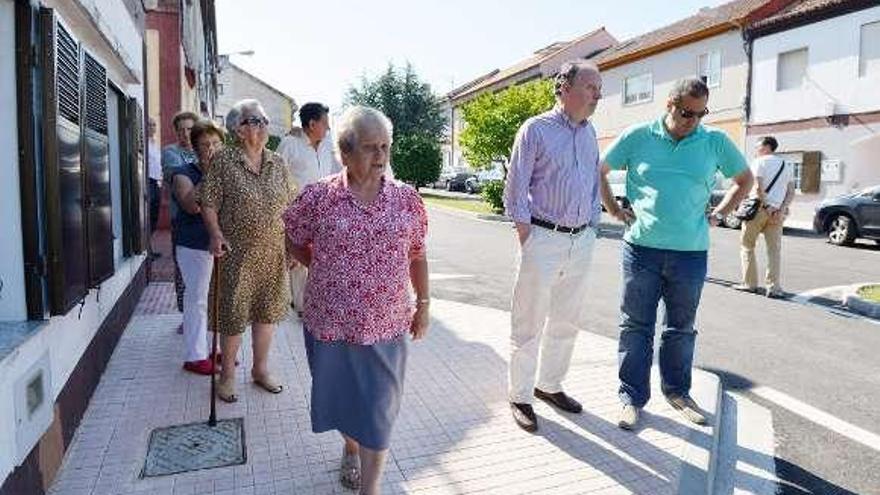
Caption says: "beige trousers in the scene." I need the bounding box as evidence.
[509,226,597,404]
[740,208,783,292]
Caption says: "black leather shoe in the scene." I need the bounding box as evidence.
[510,402,538,432]
[534,388,583,413]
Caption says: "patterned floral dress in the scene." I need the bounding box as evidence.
[199,146,297,335]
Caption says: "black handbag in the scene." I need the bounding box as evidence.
[734,161,786,221]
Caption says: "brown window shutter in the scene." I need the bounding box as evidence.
[40,9,90,315]
[800,151,822,193]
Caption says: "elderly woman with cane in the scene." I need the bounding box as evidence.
[200,99,297,402]
[283,106,430,494]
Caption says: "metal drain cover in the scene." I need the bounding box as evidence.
[142,418,246,477]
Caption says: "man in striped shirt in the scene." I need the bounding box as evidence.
[504,60,603,432]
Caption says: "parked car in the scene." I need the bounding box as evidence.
[465,168,504,194]
[464,176,481,194]
[446,172,477,192]
[709,190,743,229]
[432,169,458,189]
[477,168,504,184]
[813,185,880,246]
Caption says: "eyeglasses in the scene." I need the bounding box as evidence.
[240,116,269,128]
[678,107,710,120]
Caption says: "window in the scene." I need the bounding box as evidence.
[859,21,880,77]
[777,48,808,91]
[623,73,652,105]
[217,83,224,95]
[778,151,821,193]
[697,51,721,88]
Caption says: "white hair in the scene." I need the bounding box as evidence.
[225,98,266,131]
[335,106,393,155]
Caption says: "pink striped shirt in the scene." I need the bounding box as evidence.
[503,106,602,228]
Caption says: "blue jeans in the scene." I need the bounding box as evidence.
[618,242,707,408]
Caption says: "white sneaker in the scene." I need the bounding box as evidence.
[618,404,640,430]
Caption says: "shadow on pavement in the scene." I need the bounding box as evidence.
[700,368,860,495]
[775,457,860,495]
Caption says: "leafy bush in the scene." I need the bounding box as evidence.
[391,133,442,188]
[481,180,505,214]
[266,134,281,151]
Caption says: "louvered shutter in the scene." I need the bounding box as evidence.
[81,51,114,285]
[40,9,88,314]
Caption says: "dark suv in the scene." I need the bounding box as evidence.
[813,186,880,245]
[446,172,477,192]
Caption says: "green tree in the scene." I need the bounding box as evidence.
[392,134,442,187]
[458,78,555,171]
[346,63,445,187]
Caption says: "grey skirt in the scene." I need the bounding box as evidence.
[303,327,408,450]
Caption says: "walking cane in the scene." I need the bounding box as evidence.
[209,255,220,427]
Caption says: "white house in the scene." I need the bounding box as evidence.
[444,27,617,170]
[0,1,149,493]
[590,0,799,153]
[215,56,297,138]
[747,0,880,223]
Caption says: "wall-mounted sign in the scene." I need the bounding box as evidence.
[821,160,842,182]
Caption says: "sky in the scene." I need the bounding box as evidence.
[215,0,732,113]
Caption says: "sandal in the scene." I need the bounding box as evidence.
[216,377,238,403]
[251,372,283,394]
[339,451,361,490]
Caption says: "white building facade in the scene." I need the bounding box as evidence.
[593,29,751,152]
[0,1,149,493]
[748,2,880,222]
[216,56,297,138]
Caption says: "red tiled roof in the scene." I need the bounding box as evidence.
[592,0,776,68]
[751,0,876,33]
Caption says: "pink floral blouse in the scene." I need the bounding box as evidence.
[283,172,428,345]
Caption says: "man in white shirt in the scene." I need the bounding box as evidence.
[277,102,341,190]
[277,103,342,315]
[147,118,162,259]
[735,136,794,299]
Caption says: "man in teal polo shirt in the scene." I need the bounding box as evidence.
[600,78,753,430]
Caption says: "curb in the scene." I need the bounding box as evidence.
[844,284,880,319]
[677,369,724,495]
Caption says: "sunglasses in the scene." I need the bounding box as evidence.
[240,116,269,128]
[678,107,710,119]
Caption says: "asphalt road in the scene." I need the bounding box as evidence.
[425,206,880,495]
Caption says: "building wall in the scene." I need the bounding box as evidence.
[0,2,147,490]
[145,10,182,146]
[180,46,200,114]
[0,0,26,322]
[146,29,162,126]
[750,6,880,124]
[593,30,750,148]
[43,0,144,84]
[216,62,294,137]
[749,7,880,223]
[747,116,880,222]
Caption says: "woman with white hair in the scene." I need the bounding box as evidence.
[200,99,297,402]
[283,106,430,494]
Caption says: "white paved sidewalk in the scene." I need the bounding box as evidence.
[48,284,718,495]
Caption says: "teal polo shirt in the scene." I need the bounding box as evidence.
[602,117,747,251]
